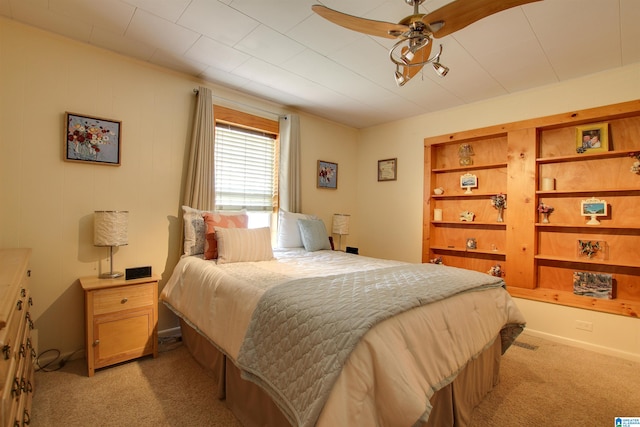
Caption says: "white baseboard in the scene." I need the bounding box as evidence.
[522,329,640,363]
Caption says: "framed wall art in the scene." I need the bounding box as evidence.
[65,112,122,165]
[317,160,338,189]
[377,158,397,181]
[576,122,609,154]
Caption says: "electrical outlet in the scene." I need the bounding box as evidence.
[575,320,593,332]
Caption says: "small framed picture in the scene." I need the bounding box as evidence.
[65,112,121,165]
[581,197,607,225]
[377,158,397,181]
[317,160,338,189]
[576,122,609,153]
[460,173,478,194]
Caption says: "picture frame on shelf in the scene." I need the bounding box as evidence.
[576,240,608,261]
[572,271,614,299]
[317,160,338,189]
[576,122,609,153]
[65,112,122,166]
[377,158,397,181]
[580,197,607,225]
[460,173,478,194]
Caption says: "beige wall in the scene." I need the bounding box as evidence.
[355,63,640,361]
[2,16,639,363]
[0,18,359,357]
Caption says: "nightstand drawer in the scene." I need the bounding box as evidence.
[92,284,154,315]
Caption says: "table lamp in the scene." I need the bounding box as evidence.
[94,210,128,279]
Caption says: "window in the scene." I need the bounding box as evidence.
[214,106,279,228]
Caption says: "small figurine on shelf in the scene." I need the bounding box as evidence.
[458,144,474,166]
[537,202,555,223]
[429,256,443,265]
[488,264,503,277]
[490,193,506,222]
[459,211,475,222]
[629,152,640,174]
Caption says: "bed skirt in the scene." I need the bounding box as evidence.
[179,318,501,426]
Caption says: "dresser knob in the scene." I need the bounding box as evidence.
[93,340,100,346]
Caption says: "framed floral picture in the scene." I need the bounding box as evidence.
[65,112,122,165]
[576,122,609,154]
[317,160,337,189]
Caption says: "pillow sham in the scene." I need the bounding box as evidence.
[297,219,332,252]
[277,210,317,248]
[215,227,274,264]
[203,212,249,260]
[182,206,208,256]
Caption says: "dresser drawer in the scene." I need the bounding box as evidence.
[92,283,154,315]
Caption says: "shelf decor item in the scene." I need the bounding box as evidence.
[317,160,338,189]
[580,197,607,225]
[458,144,474,166]
[537,202,554,223]
[460,173,478,194]
[488,264,503,277]
[65,112,122,165]
[429,256,443,265]
[572,271,614,299]
[459,211,475,222]
[377,158,397,181]
[577,240,608,260]
[490,193,506,222]
[575,122,609,154]
[629,152,640,174]
[466,238,477,250]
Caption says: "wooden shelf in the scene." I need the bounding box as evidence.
[506,287,639,318]
[432,220,507,228]
[535,254,640,269]
[431,192,507,199]
[432,162,507,173]
[430,245,506,257]
[536,189,640,196]
[536,150,637,164]
[535,223,640,231]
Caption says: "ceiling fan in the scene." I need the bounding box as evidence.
[312,0,541,86]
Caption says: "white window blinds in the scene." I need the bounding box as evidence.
[214,123,276,211]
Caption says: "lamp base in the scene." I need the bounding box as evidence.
[99,271,124,279]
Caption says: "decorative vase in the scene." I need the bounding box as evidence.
[542,212,550,224]
[496,206,504,223]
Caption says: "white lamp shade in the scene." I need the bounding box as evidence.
[94,211,129,247]
[332,214,350,235]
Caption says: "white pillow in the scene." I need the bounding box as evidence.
[215,227,274,264]
[297,219,332,252]
[277,210,316,248]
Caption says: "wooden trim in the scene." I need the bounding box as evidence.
[214,105,279,135]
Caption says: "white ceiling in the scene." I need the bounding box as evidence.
[1,0,638,128]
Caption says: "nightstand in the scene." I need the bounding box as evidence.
[80,275,159,377]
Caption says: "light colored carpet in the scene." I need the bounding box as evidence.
[32,334,640,426]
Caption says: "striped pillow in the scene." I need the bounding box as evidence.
[215,227,274,264]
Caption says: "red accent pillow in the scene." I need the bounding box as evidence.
[203,212,248,259]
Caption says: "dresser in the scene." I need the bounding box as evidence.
[80,275,158,377]
[0,249,34,427]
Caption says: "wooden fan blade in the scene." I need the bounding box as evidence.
[312,5,408,39]
[402,43,433,82]
[423,0,542,39]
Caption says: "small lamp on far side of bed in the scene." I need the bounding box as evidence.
[332,213,350,251]
[94,210,128,279]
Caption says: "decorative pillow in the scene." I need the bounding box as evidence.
[215,227,274,264]
[297,219,332,252]
[182,206,208,256]
[277,210,317,248]
[203,212,249,260]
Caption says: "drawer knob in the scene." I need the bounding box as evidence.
[94,340,100,346]
[121,298,128,304]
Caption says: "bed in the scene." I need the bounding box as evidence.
[160,208,526,427]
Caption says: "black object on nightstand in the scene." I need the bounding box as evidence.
[346,247,358,255]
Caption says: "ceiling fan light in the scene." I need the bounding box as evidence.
[394,68,407,86]
[401,50,415,65]
[433,61,449,77]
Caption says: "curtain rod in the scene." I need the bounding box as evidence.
[193,88,286,120]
